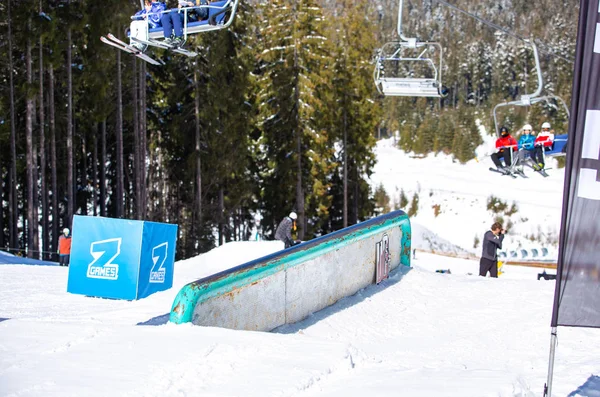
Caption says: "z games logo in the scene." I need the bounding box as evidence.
[87,238,121,280]
[577,110,600,201]
[375,234,390,284]
[149,242,168,283]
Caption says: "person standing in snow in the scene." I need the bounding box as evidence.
[58,228,72,267]
[491,126,518,172]
[275,212,298,249]
[479,222,505,278]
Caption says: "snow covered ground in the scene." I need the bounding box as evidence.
[1,245,598,397]
[2,136,598,397]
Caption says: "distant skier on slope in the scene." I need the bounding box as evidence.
[479,222,505,278]
[275,212,299,249]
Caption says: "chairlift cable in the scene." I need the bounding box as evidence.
[433,0,575,64]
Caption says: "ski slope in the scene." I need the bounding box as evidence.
[1,242,599,397]
[1,137,598,396]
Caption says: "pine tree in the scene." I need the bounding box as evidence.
[408,192,419,218]
[256,0,333,240]
[324,0,380,231]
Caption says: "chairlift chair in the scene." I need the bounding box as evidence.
[140,0,239,40]
[492,40,570,159]
[101,0,239,65]
[374,0,446,98]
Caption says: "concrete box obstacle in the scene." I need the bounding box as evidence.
[169,211,411,330]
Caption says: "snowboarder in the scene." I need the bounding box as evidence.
[479,222,505,278]
[275,212,298,249]
[58,228,72,267]
[491,126,518,173]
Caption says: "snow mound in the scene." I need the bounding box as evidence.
[411,222,473,258]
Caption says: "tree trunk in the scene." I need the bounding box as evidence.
[67,26,74,225]
[343,103,348,228]
[7,0,18,250]
[80,131,88,216]
[49,65,58,255]
[353,166,359,225]
[218,188,224,246]
[116,50,124,218]
[140,61,147,218]
[92,123,98,216]
[294,43,305,240]
[39,32,48,259]
[100,120,107,217]
[26,19,37,258]
[194,70,202,226]
[132,57,141,218]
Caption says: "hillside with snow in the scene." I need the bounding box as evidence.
[370,135,564,258]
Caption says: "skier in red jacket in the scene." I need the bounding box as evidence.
[491,126,518,173]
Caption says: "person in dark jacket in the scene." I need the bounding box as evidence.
[275,212,298,249]
[479,222,505,277]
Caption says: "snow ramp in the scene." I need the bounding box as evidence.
[169,211,411,331]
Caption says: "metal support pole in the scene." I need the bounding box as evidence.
[544,327,558,397]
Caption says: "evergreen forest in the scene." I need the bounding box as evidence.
[0,0,579,259]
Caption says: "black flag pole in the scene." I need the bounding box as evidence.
[545,0,600,395]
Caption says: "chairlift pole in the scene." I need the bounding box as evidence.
[397,0,415,44]
[492,40,546,136]
[522,40,543,103]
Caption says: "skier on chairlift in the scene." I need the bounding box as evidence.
[534,122,555,170]
[491,126,518,174]
[516,124,542,170]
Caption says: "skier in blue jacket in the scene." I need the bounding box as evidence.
[134,1,166,29]
[517,124,536,164]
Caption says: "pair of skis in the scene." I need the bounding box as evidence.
[489,167,518,179]
[101,34,164,65]
[130,36,198,57]
[489,166,548,178]
[100,34,197,66]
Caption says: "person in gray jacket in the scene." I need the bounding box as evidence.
[275,211,298,248]
[479,222,505,278]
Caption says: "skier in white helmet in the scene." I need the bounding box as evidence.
[517,124,536,166]
[275,211,299,249]
[533,122,555,170]
[58,227,72,267]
